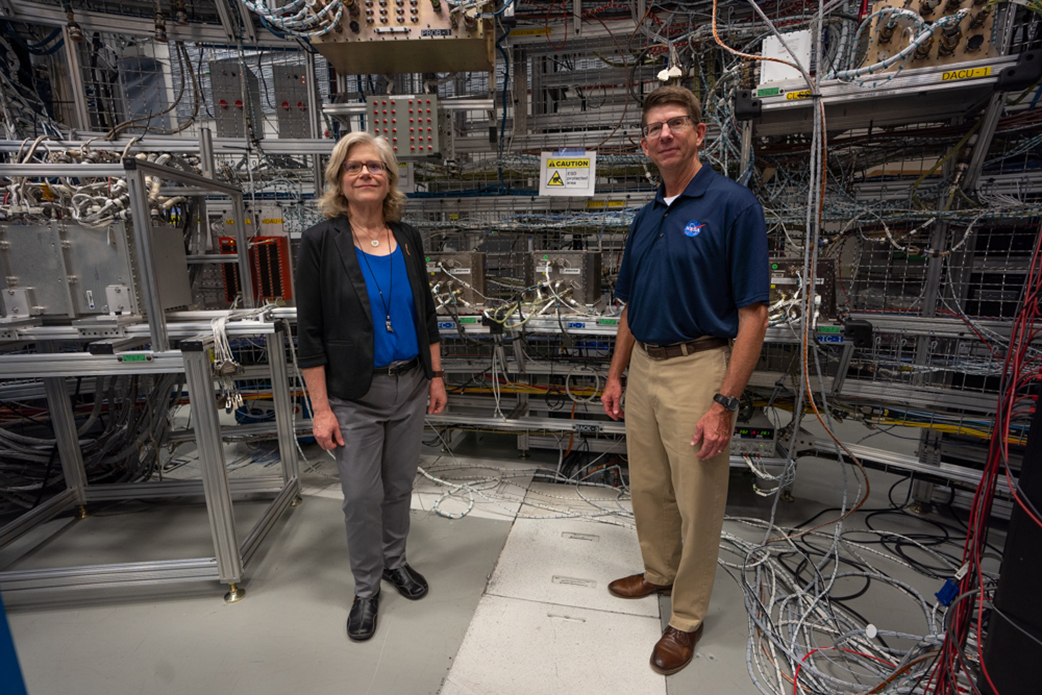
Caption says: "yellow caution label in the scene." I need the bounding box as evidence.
[587,200,626,209]
[547,171,565,186]
[510,28,551,36]
[785,90,812,101]
[261,218,283,224]
[546,159,590,168]
[942,66,992,81]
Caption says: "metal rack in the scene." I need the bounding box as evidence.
[0,161,299,602]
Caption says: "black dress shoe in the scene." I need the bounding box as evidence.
[347,592,379,641]
[382,563,429,600]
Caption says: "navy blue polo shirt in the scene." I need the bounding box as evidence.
[615,164,769,345]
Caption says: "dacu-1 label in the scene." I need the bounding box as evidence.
[437,321,454,329]
[942,67,991,81]
[567,322,586,329]
[817,334,845,344]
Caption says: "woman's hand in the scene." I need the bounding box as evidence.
[312,409,345,450]
[428,378,448,414]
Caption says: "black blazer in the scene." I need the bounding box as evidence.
[295,215,440,401]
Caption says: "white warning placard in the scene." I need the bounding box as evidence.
[396,162,415,193]
[538,151,597,197]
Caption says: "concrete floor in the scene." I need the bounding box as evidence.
[1,433,993,695]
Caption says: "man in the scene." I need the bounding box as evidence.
[601,85,769,675]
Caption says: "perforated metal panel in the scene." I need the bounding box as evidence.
[367,94,440,158]
[209,61,264,139]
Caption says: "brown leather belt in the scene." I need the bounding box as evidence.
[373,357,419,376]
[638,337,728,360]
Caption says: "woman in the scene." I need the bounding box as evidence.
[296,132,447,642]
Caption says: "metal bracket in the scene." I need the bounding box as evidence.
[106,284,132,316]
[1,287,35,320]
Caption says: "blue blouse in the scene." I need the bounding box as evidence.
[354,245,420,367]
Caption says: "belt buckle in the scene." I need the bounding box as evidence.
[388,359,413,376]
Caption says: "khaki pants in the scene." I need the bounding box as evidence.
[625,343,732,633]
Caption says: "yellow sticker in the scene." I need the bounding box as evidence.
[546,159,590,168]
[40,182,55,201]
[587,200,625,209]
[942,66,992,81]
[547,171,565,186]
[785,90,812,101]
[261,218,283,224]
[510,28,551,36]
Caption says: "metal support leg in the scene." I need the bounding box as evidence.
[62,27,91,132]
[42,377,88,508]
[124,161,170,351]
[200,127,215,179]
[266,323,300,490]
[182,345,244,597]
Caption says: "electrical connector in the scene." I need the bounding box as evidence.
[935,577,959,606]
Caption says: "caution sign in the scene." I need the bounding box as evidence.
[539,150,597,197]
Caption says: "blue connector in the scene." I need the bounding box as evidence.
[935,578,959,606]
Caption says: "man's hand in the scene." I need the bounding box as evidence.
[601,376,625,420]
[690,404,733,460]
[428,378,448,414]
[312,409,344,450]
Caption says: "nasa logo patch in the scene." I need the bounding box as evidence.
[684,220,706,237]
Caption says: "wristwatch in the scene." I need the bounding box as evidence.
[713,393,740,412]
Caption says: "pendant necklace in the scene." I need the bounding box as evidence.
[358,225,382,247]
[358,228,394,333]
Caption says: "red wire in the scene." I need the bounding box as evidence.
[792,647,896,694]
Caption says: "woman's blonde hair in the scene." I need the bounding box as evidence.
[317,132,407,221]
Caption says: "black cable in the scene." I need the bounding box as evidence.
[30,444,59,509]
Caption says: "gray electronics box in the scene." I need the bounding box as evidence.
[0,221,191,320]
[730,409,778,457]
[426,251,486,313]
[533,250,602,305]
[272,64,313,139]
[209,61,264,139]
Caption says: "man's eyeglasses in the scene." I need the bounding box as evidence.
[342,160,387,176]
[642,116,694,139]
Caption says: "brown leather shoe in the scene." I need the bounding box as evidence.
[607,573,672,599]
[650,624,704,675]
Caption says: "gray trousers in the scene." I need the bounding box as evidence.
[329,366,427,598]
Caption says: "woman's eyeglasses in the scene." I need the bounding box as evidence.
[342,161,387,176]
